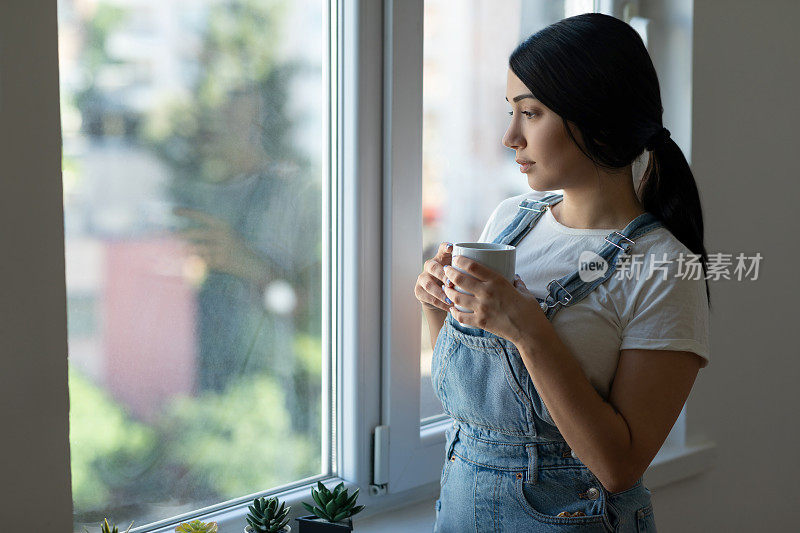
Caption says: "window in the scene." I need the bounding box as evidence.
[58,0,330,530]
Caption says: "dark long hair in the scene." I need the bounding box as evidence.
[509,13,710,307]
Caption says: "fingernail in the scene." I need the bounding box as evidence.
[445,243,453,251]
[445,297,452,304]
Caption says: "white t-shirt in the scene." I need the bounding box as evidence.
[478,189,710,401]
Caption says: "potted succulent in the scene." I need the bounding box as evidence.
[83,518,134,533]
[175,519,219,532]
[296,481,365,532]
[244,495,292,533]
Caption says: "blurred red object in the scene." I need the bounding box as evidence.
[103,236,196,423]
[423,203,441,226]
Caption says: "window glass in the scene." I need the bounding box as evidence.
[57,0,328,529]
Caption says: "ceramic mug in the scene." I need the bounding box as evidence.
[449,242,516,327]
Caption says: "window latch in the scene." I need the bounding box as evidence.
[369,424,389,496]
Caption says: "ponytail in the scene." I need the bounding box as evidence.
[639,135,711,308]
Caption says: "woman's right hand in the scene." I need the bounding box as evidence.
[415,241,455,312]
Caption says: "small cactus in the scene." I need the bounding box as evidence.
[175,519,219,532]
[82,518,134,533]
[245,495,291,532]
[301,481,365,523]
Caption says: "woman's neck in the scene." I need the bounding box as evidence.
[549,185,645,231]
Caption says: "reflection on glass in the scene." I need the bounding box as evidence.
[420,0,595,422]
[58,0,327,530]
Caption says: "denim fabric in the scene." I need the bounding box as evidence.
[431,194,661,532]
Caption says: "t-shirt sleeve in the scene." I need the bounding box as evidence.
[619,251,711,368]
[480,189,557,242]
[477,202,502,242]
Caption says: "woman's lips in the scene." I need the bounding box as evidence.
[518,162,534,172]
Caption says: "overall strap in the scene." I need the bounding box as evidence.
[491,193,565,247]
[537,212,664,321]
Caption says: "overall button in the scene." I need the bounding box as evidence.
[571,449,579,460]
[585,487,600,500]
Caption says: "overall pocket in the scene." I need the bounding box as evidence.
[436,335,534,436]
[514,466,611,529]
[440,454,455,488]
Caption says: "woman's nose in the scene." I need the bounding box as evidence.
[502,126,523,150]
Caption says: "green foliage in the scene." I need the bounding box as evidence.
[159,373,319,500]
[73,3,129,135]
[245,495,291,532]
[69,351,321,521]
[300,482,365,523]
[82,3,128,72]
[83,517,134,533]
[293,333,322,377]
[69,366,158,511]
[197,0,287,104]
[175,519,219,532]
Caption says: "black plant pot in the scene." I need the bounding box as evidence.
[295,515,353,532]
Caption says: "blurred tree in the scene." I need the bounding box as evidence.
[73,3,130,139]
[141,0,322,435]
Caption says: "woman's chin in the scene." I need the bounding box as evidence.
[527,172,556,189]
[527,173,544,187]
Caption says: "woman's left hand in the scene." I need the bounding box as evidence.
[442,255,547,343]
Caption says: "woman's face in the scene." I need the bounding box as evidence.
[502,68,592,190]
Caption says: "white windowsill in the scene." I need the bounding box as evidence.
[642,439,717,490]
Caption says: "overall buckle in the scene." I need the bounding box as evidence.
[603,230,635,252]
[545,278,572,307]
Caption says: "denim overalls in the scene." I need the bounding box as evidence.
[432,193,661,532]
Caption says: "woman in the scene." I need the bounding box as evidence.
[415,13,710,532]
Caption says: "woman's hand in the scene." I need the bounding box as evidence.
[414,241,455,313]
[173,207,271,288]
[442,255,546,342]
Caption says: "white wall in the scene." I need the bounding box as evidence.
[656,0,800,529]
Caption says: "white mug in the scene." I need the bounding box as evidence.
[449,243,516,327]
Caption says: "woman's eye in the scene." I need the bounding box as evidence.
[507,110,536,118]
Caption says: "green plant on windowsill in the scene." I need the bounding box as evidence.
[296,481,365,532]
[175,519,219,532]
[82,518,134,533]
[244,495,292,533]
